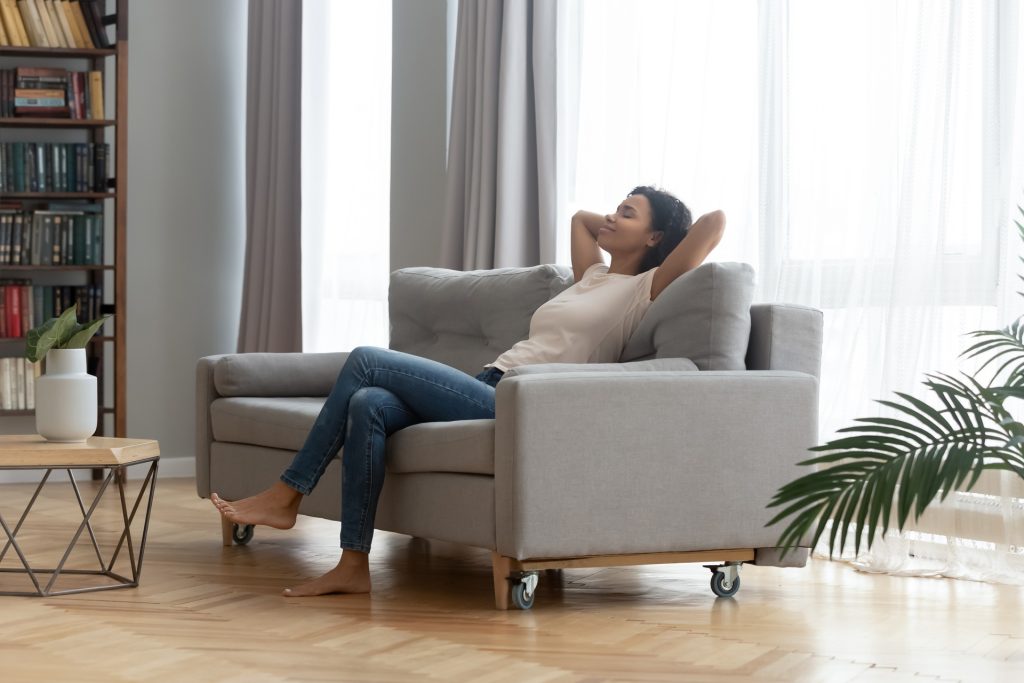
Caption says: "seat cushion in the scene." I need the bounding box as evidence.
[210,397,495,475]
[385,420,495,475]
[211,396,324,452]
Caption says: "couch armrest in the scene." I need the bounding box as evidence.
[493,370,818,560]
[195,354,229,497]
[213,352,349,397]
[194,352,349,498]
[504,357,698,378]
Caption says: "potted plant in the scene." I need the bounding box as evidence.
[769,204,1024,559]
[26,305,111,443]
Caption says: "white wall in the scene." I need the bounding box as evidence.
[126,0,247,463]
[390,0,450,271]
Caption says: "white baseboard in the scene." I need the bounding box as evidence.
[0,455,196,484]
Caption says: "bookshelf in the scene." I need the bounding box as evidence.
[0,0,127,438]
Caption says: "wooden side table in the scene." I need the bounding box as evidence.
[0,435,160,597]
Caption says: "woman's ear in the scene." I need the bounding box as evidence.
[647,231,664,247]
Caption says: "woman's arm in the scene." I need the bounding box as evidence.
[650,210,726,301]
[570,210,606,282]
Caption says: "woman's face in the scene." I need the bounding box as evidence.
[598,194,662,252]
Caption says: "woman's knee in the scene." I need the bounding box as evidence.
[348,386,394,420]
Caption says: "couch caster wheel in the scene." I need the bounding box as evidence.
[706,562,742,597]
[232,523,254,545]
[510,572,539,610]
[710,571,740,597]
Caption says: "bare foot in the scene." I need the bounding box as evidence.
[211,481,302,530]
[283,552,371,597]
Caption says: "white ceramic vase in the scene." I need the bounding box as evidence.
[35,348,97,443]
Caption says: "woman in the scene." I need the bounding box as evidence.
[212,185,725,597]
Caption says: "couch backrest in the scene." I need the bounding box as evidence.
[389,262,765,375]
[389,265,573,375]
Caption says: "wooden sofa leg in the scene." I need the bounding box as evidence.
[491,552,513,610]
[221,514,233,547]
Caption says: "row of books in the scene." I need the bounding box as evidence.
[0,205,105,265]
[0,354,103,411]
[0,142,109,192]
[0,0,109,49]
[0,280,104,338]
[0,67,103,118]
[0,357,38,410]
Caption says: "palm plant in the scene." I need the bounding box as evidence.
[768,203,1024,558]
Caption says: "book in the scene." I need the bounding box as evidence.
[3,0,31,47]
[88,70,103,118]
[1,358,11,409]
[0,8,9,44]
[14,87,64,100]
[81,0,105,48]
[15,95,64,107]
[17,0,46,46]
[67,1,91,48]
[34,0,59,47]
[43,0,66,47]
[59,0,84,47]
[7,282,20,337]
[52,0,74,48]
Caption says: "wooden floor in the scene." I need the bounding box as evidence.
[0,477,1022,682]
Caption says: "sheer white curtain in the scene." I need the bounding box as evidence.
[559,0,1024,582]
[301,0,392,352]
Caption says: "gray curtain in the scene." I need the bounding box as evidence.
[238,0,303,352]
[441,0,558,270]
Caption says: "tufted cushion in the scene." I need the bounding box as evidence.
[620,262,755,370]
[389,265,573,375]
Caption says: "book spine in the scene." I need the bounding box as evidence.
[97,142,107,190]
[16,0,45,47]
[0,6,9,44]
[0,214,9,264]
[1,358,10,410]
[34,0,58,47]
[0,285,6,338]
[82,0,104,47]
[52,0,74,48]
[15,350,24,409]
[26,359,35,409]
[43,0,66,47]
[7,0,31,47]
[68,0,90,48]
[88,70,103,119]
[60,0,83,47]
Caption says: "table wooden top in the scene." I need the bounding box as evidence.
[0,435,160,467]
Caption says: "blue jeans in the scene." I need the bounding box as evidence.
[281,346,504,552]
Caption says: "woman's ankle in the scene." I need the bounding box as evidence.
[271,481,303,505]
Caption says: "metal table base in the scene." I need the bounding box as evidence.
[0,459,158,597]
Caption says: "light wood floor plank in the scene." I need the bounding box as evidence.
[0,478,1022,681]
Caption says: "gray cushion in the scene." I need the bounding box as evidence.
[210,397,496,475]
[211,397,324,451]
[386,420,495,475]
[389,264,573,375]
[504,357,698,378]
[214,352,348,397]
[746,303,823,379]
[620,262,755,370]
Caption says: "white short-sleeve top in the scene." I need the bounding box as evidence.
[486,262,658,372]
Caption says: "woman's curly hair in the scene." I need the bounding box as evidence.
[629,185,692,273]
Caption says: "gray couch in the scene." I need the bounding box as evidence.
[196,262,822,609]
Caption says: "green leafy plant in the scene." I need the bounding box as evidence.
[768,203,1024,558]
[25,305,111,364]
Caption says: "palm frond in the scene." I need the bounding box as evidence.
[767,384,1011,558]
